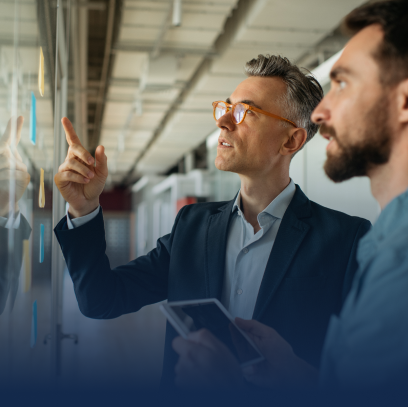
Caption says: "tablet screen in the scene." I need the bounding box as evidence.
[169,302,262,365]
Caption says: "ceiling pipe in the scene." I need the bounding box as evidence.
[121,0,267,185]
[92,0,116,150]
[78,2,89,149]
[70,2,84,146]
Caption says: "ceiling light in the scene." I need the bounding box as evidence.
[172,0,182,27]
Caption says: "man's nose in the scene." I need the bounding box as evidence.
[311,98,330,125]
[216,110,235,132]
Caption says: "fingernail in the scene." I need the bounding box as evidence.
[87,171,94,178]
[83,178,89,182]
[88,157,94,164]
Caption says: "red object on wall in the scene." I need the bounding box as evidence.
[176,197,197,214]
[99,187,131,211]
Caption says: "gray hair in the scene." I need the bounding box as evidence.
[244,55,323,150]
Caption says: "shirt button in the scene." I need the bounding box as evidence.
[237,289,243,295]
[243,247,248,254]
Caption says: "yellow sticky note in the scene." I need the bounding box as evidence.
[38,47,44,97]
[23,240,31,293]
[39,168,45,208]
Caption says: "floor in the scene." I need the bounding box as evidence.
[60,269,167,390]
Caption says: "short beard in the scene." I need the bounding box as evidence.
[323,97,393,183]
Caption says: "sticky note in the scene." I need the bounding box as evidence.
[39,168,45,208]
[38,47,44,97]
[23,239,31,293]
[30,92,36,145]
[30,301,37,348]
[39,224,44,263]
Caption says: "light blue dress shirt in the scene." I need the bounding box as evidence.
[320,187,408,390]
[221,179,296,319]
[66,180,296,320]
[66,205,100,229]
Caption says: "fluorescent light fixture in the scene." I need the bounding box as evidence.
[172,0,182,27]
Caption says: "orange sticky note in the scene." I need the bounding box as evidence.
[39,168,45,208]
[38,47,44,97]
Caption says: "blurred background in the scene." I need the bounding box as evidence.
[0,0,379,391]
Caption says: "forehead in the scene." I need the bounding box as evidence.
[230,76,286,108]
[332,24,384,79]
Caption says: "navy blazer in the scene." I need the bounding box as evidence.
[54,185,371,387]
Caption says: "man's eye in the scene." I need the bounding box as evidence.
[339,80,346,90]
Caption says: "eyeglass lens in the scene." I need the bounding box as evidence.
[233,103,245,124]
[214,102,227,120]
[214,102,246,124]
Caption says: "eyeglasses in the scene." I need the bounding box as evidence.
[212,101,297,127]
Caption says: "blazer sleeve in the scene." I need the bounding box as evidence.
[341,219,372,304]
[54,207,185,319]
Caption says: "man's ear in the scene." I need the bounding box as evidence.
[280,128,307,156]
[397,78,408,125]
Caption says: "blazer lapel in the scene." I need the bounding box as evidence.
[253,185,311,320]
[205,200,234,300]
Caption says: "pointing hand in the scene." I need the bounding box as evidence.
[54,117,108,218]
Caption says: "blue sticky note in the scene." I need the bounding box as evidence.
[39,223,44,263]
[30,300,37,348]
[30,92,36,145]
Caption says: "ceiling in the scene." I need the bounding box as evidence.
[99,0,367,185]
[0,0,368,187]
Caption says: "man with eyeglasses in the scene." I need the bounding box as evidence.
[53,54,370,389]
[171,0,408,400]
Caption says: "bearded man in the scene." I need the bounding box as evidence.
[172,0,408,397]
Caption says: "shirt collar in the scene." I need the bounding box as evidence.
[232,179,296,220]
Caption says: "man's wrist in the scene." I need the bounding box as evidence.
[68,202,99,219]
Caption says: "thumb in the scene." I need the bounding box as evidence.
[95,145,108,175]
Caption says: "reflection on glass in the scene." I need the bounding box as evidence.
[0,117,31,314]
[22,239,31,293]
[0,0,58,388]
[39,168,45,208]
[30,92,36,145]
[38,48,44,97]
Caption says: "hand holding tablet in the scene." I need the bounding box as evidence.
[160,298,264,367]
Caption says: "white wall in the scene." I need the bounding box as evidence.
[290,135,380,224]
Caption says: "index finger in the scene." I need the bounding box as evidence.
[62,118,94,164]
[68,143,94,165]
[61,117,82,147]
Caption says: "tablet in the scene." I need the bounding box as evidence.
[160,298,264,368]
